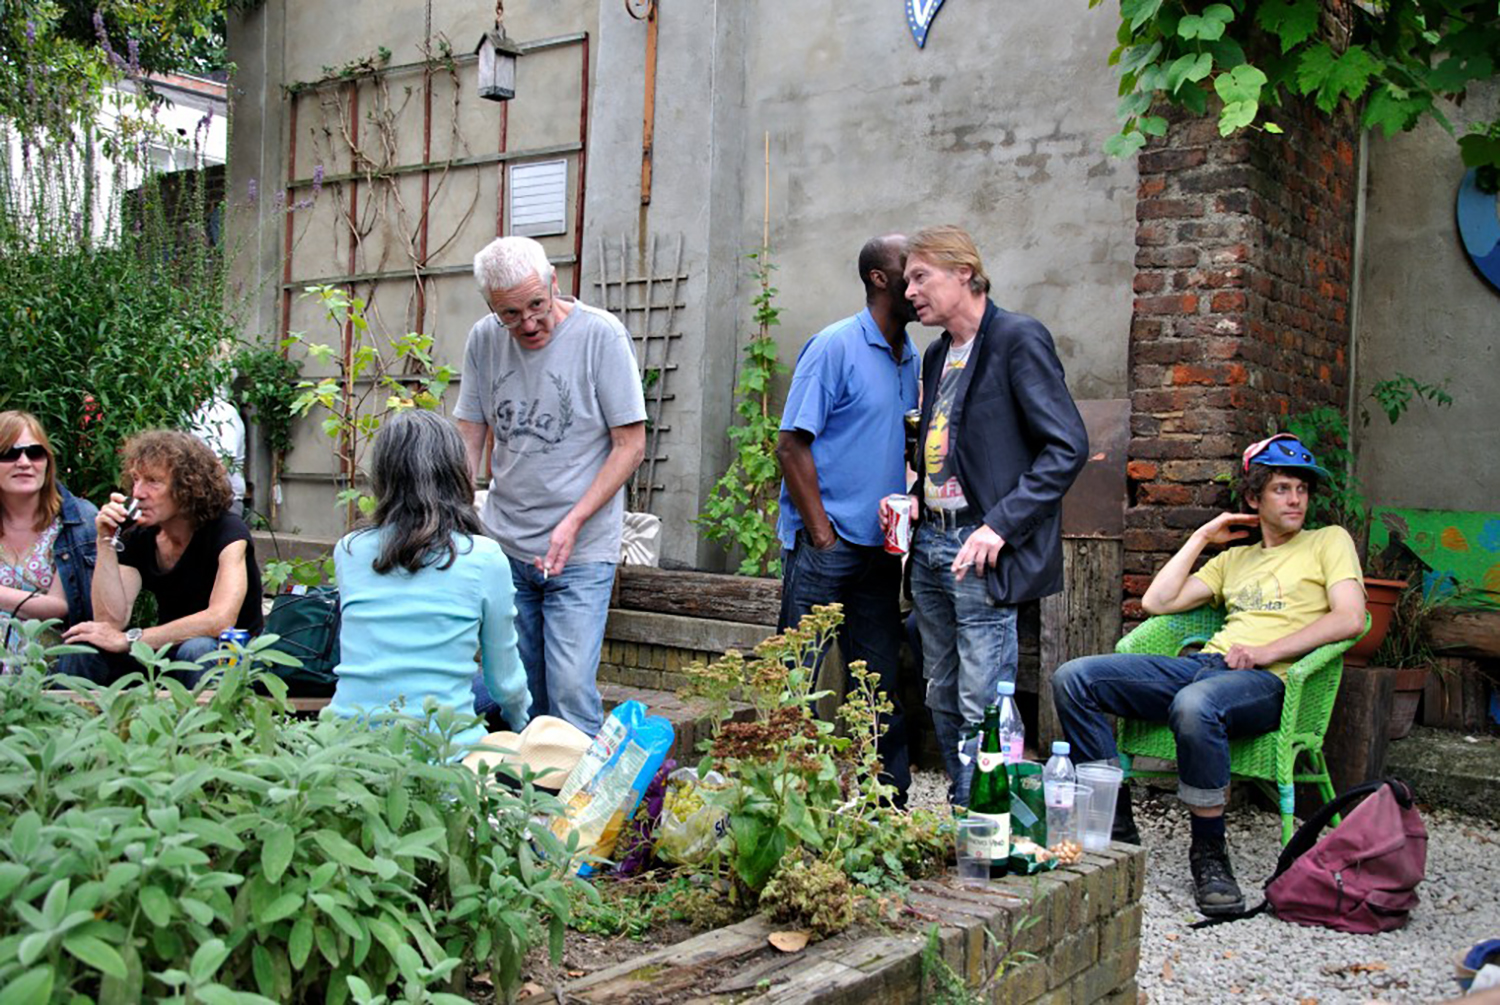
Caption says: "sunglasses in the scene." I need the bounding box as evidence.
[0,444,48,464]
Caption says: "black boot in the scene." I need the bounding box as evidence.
[1189,835,1246,916]
[1111,784,1141,845]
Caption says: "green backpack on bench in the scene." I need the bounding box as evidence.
[262,586,341,695]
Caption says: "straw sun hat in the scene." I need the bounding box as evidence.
[462,715,592,790]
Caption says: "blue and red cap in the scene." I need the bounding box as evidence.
[1241,433,1331,481]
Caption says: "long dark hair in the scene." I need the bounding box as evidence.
[360,410,485,574]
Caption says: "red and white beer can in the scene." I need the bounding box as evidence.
[882,494,914,555]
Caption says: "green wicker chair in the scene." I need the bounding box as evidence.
[1114,608,1368,845]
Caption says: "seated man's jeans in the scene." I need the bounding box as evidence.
[473,558,614,737]
[778,530,911,801]
[909,519,1018,806]
[1052,651,1285,807]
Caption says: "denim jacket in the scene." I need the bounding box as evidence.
[54,485,98,626]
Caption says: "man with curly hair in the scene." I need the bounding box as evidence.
[65,430,262,682]
[1051,434,1366,918]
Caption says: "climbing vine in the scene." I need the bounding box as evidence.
[696,250,786,578]
[288,37,479,337]
[1096,0,1500,191]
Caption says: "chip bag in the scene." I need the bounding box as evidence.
[654,767,729,865]
[550,701,674,876]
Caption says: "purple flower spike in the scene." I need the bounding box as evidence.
[247,178,258,204]
[311,163,324,197]
[127,38,140,74]
[93,11,125,70]
[25,20,36,46]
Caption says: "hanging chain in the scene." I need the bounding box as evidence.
[495,0,505,26]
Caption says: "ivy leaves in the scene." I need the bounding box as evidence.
[1097,0,1500,181]
[1257,0,1320,53]
[1296,43,1381,114]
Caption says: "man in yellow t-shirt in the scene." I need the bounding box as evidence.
[1052,434,1367,917]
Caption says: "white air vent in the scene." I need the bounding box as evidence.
[508,159,568,237]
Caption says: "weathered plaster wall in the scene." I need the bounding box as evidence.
[1353,85,1500,513]
[739,2,1137,398]
[228,0,596,540]
[582,1,1137,567]
[230,1,1137,562]
[582,1,750,570]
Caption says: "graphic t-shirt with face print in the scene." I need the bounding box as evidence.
[922,337,975,512]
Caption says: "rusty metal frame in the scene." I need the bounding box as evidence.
[278,31,592,336]
[1061,398,1129,540]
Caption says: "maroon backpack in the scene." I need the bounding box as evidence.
[1195,778,1428,933]
[1264,778,1428,933]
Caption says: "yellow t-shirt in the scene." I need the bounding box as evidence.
[1191,525,1364,677]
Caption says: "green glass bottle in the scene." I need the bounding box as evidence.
[968,703,1011,875]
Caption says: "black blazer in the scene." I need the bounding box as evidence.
[916,298,1088,605]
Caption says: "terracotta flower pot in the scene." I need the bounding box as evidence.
[1346,577,1407,667]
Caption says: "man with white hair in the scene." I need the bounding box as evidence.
[456,236,646,736]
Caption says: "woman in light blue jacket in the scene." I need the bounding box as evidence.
[327,410,529,748]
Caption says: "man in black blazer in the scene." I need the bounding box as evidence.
[895,225,1087,805]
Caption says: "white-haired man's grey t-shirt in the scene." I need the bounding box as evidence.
[454,298,646,564]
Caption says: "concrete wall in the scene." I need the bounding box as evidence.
[1353,84,1500,513]
[230,1,1138,564]
[227,0,596,540]
[583,0,1136,568]
[739,2,1137,400]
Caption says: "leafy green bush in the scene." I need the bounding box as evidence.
[682,605,946,925]
[0,145,235,502]
[0,631,586,1003]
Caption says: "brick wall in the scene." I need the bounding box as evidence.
[558,844,1147,1004]
[598,639,721,696]
[1125,86,1360,616]
[911,845,1147,1005]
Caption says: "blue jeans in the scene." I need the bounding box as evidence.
[909,519,1018,805]
[779,531,911,801]
[1052,651,1285,807]
[474,558,615,736]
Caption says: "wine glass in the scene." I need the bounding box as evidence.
[110,498,140,553]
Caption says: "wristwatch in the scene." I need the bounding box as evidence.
[125,628,144,645]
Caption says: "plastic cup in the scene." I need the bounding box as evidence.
[1076,761,1124,852]
[1045,781,1089,848]
[955,817,998,887]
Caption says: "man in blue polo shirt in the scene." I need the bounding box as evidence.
[775,233,919,803]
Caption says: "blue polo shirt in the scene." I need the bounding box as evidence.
[777,309,919,548]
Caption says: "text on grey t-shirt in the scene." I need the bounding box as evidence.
[454,298,647,564]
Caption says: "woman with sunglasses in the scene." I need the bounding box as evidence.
[0,411,100,673]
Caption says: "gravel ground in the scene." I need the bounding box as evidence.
[908,769,1500,1003]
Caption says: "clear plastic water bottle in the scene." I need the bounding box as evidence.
[1043,740,1076,808]
[996,681,1024,765]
